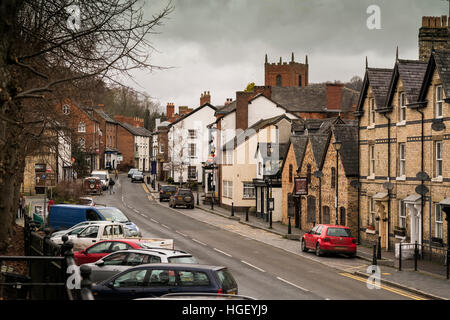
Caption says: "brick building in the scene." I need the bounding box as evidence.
[265,53,309,87]
[92,105,119,170]
[356,44,450,251]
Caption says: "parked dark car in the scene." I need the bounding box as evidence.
[91,263,238,300]
[169,189,194,209]
[83,177,103,195]
[159,185,177,202]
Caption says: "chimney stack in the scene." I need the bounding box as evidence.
[200,91,211,106]
[325,83,344,111]
[166,102,175,121]
[97,104,105,112]
[419,15,450,61]
[224,98,233,106]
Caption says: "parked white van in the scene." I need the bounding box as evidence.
[91,170,110,190]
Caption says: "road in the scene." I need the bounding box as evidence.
[94,175,426,300]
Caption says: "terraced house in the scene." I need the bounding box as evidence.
[356,49,449,252]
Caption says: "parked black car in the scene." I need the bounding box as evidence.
[91,263,238,300]
[159,185,177,202]
[169,188,194,209]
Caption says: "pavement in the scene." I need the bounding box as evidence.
[144,179,450,300]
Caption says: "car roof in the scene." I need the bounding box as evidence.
[107,249,192,257]
[129,263,225,270]
[318,224,350,229]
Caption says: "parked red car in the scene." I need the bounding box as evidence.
[301,224,356,258]
[74,239,167,265]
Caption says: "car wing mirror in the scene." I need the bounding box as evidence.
[96,261,105,267]
[106,282,114,289]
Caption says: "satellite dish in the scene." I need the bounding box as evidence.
[416,171,429,181]
[313,170,323,178]
[415,184,429,196]
[431,122,445,131]
[382,182,394,190]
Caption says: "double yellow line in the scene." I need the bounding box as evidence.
[339,272,427,300]
[141,183,155,200]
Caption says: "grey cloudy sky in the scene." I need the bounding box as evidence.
[126,0,447,112]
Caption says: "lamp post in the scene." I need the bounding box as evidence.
[333,140,342,225]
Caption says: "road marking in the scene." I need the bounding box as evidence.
[140,214,148,218]
[192,238,207,246]
[150,218,159,224]
[142,183,150,194]
[339,273,427,300]
[213,248,232,257]
[148,195,154,201]
[276,277,309,292]
[241,260,265,273]
[161,224,170,229]
[133,209,139,213]
[176,231,187,237]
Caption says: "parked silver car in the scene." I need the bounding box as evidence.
[83,248,198,283]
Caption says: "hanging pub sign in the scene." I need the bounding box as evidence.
[294,177,308,196]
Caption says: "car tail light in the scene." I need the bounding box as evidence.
[352,238,356,244]
[217,288,223,294]
[323,237,330,242]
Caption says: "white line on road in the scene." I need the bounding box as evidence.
[213,248,232,257]
[176,231,187,237]
[192,238,207,246]
[133,209,139,213]
[241,260,265,273]
[161,224,170,229]
[276,277,309,292]
[150,218,159,224]
[140,214,148,218]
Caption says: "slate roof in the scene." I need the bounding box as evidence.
[94,109,117,123]
[356,68,393,113]
[418,50,450,102]
[332,124,358,177]
[222,114,291,151]
[395,59,428,105]
[309,133,330,170]
[119,122,153,137]
[215,101,236,115]
[289,136,308,170]
[271,84,359,113]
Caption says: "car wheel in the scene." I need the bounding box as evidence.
[347,252,356,258]
[301,239,308,252]
[315,243,323,257]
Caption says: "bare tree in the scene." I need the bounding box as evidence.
[0,0,174,252]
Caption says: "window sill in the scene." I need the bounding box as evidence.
[367,174,375,180]
[431,176,443,183]
[365,228,376,234]
[396,175,406,181]
[367,124,375,130]
[396,120,406,127]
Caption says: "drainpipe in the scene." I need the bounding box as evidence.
[319,176,322,224]
[356,114,361,245]
[382,113,391,251]
[416,108,425,247]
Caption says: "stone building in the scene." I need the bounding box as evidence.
[356,48,450,251]
[281,119,359,236]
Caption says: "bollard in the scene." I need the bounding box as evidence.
[197,191,199,206]
[269,210,272,229]
[398,242,402,271]
[447,248,449,280]
[414,241,418,271]
[288,216,292,234]
[231,203,234,217]
[245,207,249,222]
[377,236,382,259]
[80,265,95,300]
[372,244,377,266]
[211,196,214,211]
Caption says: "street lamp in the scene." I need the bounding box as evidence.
[334,140,342,225]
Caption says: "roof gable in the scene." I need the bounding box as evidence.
[418,50,450,102]
[332,124,359,176]
[356,68,393,114]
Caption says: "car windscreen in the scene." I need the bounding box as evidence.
[92,174,107,180]
[168,256,197,264]
[162,186,176,191]
[96,208,129,223]
[178,190,192,196]
[326,227,352,237]
[216,269,237,291]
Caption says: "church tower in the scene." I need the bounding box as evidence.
[264,52,309,87]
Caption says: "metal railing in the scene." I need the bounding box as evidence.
[0,216,94,300]
[397,241,449,279]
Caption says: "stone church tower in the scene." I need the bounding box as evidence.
[264,53,309,87]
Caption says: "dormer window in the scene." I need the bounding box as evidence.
[435,85,443,118]
[62,104,70,115]
[78,122,86,133]
[399,92,406,122]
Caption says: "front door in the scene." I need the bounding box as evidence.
[260,187,265,217]
[295,197,300,228]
